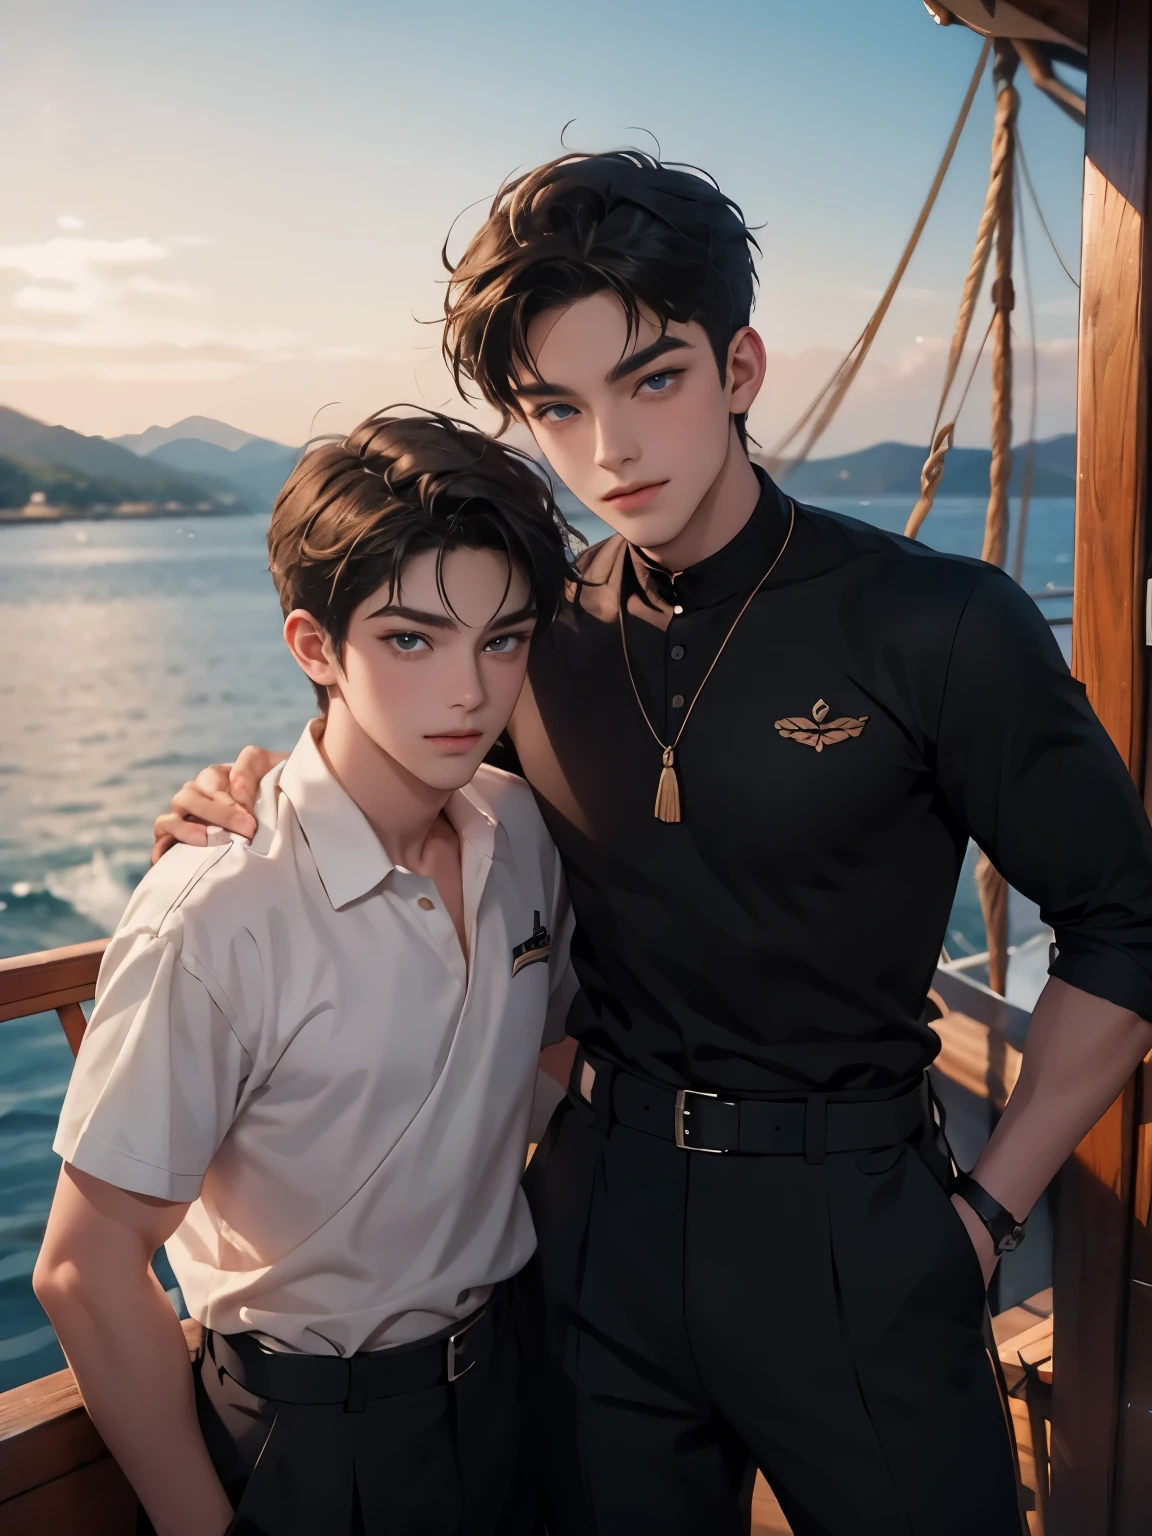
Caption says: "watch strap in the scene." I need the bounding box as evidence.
[954,1170,1027,1255]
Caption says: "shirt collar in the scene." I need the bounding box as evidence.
[627,468,793,613]
[447,775,499,864]
[277,721,501,910]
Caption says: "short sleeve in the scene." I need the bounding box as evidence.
[54,924,252,1200]
[935,569,1152,1022]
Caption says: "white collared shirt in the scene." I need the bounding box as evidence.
[55,722,575,1355]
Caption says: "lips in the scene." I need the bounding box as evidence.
[425,731,483,751]
[601,481,667,512]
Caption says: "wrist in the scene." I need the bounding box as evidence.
[954,1170,1027,1255]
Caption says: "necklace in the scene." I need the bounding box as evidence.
[618,499,796,823]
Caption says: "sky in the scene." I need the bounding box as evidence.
[0,0,1086,454]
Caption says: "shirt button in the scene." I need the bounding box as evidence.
[673,605,684,615]
[417,896,435,911]
[670,644,685,660]
[672,694,685,708]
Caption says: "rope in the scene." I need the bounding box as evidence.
[1017,134,1079,289]
[983,49,1019,569]
[904,46,1018,541]
[1010,158,1039,588]
[761,39,991,478]
[904,314,995,540]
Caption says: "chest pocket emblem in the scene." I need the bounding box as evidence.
[512,911,551,976]
[774,698,869,752]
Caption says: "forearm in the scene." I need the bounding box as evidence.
[970,976,1152,1220]
[38,1260,232,1536]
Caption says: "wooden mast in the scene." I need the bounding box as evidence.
[1050,0,1152,1531]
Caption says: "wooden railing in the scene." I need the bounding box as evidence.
[0,938,108,1056]
[0,938,154,1535]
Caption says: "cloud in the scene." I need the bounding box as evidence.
[0,232,385,380]
[56,215,85,231]
[0,360,256,383]
[0,234,302,359]
[313,343,378,360]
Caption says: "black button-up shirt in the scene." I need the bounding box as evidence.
[507,472,1152,1095]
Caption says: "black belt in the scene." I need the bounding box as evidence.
[205,1300,494,1413]
[571,1048,929,1163]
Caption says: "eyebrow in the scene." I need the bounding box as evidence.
[605,334,692,384]
[364,602,538,629]
[511,334,694,399]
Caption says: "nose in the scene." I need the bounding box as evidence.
[593,409,640,475]
[446,650,485,714]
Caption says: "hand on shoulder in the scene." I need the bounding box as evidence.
[151,746,285,864]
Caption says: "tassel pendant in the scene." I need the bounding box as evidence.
[654,746,681,823]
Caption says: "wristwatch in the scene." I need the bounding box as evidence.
[953,1171,1027,1254]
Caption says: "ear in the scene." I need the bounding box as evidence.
[284,610,341,692]
[726,326,767,416]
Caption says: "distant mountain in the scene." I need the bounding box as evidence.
[769,435,1076,499]
[113,416,271,454]
[144,436,300,509]
[0,452,225,512]
[0,406,241,509]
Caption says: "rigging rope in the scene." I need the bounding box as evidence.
[905,46,1019,541]
[1017,135,1080,289]
[983,48,1019,570]
[761,39,991,478]
[902,43,1021,994]
[1010,159,1039,588]
[974,47,1021,1001]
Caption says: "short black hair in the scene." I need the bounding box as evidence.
[267,407,584,709]
[442,150,760,445]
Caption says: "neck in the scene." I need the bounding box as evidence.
[317,698,452,869]
[640,425,761,572]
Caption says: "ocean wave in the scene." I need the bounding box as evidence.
[0,850,137,938]
[0,1250,36,1284]
[0,1323,58,1362]
[0,1095,69,1128]
[43,849,135,931]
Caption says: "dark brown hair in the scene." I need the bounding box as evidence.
[268,407,583,708]
[442,151,760,444]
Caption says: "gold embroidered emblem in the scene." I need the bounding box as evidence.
[774,698,869,753]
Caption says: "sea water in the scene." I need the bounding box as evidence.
[0,495,1073,1390]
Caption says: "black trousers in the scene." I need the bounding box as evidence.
[520,1095,1022,1536]
[140,1286,537,1536]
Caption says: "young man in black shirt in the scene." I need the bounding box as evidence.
[157,154,1152,1535]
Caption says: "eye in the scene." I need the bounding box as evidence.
[483,633,524,654]
[387,632,429,653]
[638,370,680,395]
[534,401,579,423]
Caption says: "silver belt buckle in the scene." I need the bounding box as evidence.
[674,1088,730,1153]
[447,1306,485,1382]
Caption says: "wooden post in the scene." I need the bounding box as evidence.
[1051,2,1152,1532]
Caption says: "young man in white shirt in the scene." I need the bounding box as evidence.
[34,409,579,1536]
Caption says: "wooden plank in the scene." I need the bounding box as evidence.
[0,1454,137,1536]
[0,984,98,1028]
[934,2,1089,50]
[56,1002,88,1058]
[0,940,107,1017]
[0,1320,201,1508]
[1070,7,1150,775]
[1052,2,1152,1532]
